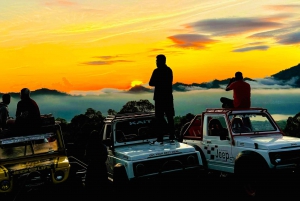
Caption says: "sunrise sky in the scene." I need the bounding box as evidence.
[1,0,300,93]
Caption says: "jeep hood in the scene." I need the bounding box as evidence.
[235,134,300,150]
[114,142,196,161]
[0,156,69,175]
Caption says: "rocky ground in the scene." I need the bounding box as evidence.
[6,170,298,201]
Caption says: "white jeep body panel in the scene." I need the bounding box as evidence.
[234,134,300,150]
[102,112,203,181]
[115,142,197,161]
[182,108,300,174]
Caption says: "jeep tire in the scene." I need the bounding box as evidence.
[234,151,269,198]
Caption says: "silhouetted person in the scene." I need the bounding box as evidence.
[85,130,109,197]
[15,88,41,129]
[0,94,11,131]
[149,54,175,145]
[220,72,251,108]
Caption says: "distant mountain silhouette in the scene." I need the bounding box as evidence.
[128,85,153,93]
[172,78,256,92]
[1,88,71,98]
[271,63,300,87]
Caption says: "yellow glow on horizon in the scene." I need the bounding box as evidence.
[131,81,143,87]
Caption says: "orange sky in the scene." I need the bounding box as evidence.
[1,0,300,93]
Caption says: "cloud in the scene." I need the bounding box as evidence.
[264,4,300,12]
[14,89,300,122]
[45,0,76,6]
[250,76,299,89]
[186,18,282,36]
[167,34,218,49]
[149,48,165,52]
[277,32,300,45]
[93,56,118,60]
[248,28,292,39]
[175,85,207,91]
[69,88,125,96]
[232,45,269,52]
[81,60,133,65]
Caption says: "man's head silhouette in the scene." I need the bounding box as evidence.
[20,88,30,100]
[2,94,11,105]
[235,72,243,80]
[156,54,166,68]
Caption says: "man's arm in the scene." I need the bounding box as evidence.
[16,102,21,118]
[149,69,157,87]
[225,78,235,91]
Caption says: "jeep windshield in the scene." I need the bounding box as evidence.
[115,116,169,143]
[0,133,59,160]
[229,113,278,135]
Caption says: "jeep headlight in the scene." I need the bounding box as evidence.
[54,170,65,181]
[187,155,196,165]
[0,180,10,191]
[136,163,145,176]
[274,154,281,164]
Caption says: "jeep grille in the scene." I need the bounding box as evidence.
[133,153,199,177]
[269,150,300,165]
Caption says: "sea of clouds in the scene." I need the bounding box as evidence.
[5,76,300,122]
[7,88,300,122]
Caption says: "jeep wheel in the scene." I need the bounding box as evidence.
[242,175,258,197]
[235,152,269,198]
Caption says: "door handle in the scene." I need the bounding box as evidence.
[207,140,211,144]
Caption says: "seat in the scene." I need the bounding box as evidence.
[188,119,201,137]
[231,118,251,133]
[116,130,126,142]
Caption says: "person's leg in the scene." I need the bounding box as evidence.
[154,101,164,142]
[220,97,234,108]
[165,100,175,140]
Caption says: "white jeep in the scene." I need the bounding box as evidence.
[179,107,300,197]
[101,112,203,186]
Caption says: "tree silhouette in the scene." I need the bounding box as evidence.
[65,108,105,160]
[107,109,117,115]
[118,99,154,114]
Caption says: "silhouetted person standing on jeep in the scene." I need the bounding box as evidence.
[220,72,251,108]
[149,54,175,145]
[15,88,41,129]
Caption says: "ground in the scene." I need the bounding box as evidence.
[7,170,298,201]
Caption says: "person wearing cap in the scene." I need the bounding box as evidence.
[220,72,251,108]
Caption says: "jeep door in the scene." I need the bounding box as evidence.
[202,114,234,173]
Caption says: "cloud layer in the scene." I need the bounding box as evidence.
[8,89,300,122]
[167,34,218,49]
[186,18,282,36]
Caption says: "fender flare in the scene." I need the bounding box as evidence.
[234,151,269,174]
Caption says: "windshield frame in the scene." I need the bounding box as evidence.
[113,116,170,147]
[228,111,280,136]
[0,131,62,161]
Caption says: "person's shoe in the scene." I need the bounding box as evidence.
[170,140,175,145]
[149,141,164,146]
